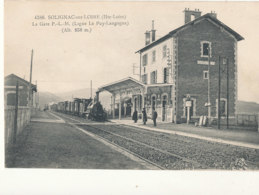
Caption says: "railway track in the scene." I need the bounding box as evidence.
[53,112,164,169]
[52,111,259,170]
[53,112,208,169]
[80,124,207,169]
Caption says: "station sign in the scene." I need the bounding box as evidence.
[186,101,192,107]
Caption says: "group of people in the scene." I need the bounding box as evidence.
[132,108,158,127]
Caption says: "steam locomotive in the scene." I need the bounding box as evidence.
[87,101,107,121]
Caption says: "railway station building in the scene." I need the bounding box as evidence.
[4,74,38,107]
[97,9,244,123]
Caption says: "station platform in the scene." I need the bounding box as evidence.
[110,118,259,149]
[6,111,147,169]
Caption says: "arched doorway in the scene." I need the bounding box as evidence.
[162,95,167,121]
[151,95,156,112]
[139,95,142,110]
[125,98,132,116]
[134,97,137,111]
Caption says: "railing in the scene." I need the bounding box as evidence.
[236,113,258,127]
[5,106,31,146]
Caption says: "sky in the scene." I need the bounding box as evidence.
[2,1,259,192]
[4,1,259,103]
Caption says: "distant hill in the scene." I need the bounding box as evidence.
[236,100,259,114]
[38,91,63,108]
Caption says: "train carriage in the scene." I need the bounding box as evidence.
[65,101,69,113]
[74,98,80,116]
[68,101,72,114]
[71,101,75,115]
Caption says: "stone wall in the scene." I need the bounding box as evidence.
[176,19,237,121]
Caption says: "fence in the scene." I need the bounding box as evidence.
[5,106,31,146]
[236,113,258,127]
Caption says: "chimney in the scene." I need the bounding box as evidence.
[183,8,202,24]
[145,31,151,45]
[209,11,217,18]
[151,20,156,42]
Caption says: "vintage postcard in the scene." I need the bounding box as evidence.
[2,0,259,194]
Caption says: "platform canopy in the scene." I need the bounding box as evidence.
[97,77,145,94]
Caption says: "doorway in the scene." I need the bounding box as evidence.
[151,96,156,112]
[185,99,194,119]
[162,95,167,121]
[134,97,137,111]
[125,98,132,116]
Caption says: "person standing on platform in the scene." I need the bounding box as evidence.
[142,108,147,125]
[152,109,158,127]
[132,110,138,123]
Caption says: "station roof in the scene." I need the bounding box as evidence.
[136,13,244,53]
[97,77,145,94]
[5,74,37,92]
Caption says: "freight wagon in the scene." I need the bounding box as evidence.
[49,97,106,121]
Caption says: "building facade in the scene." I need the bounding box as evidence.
[4,74,37,107]
[98,9,244,123]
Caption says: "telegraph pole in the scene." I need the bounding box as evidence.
[35,80,38,108]
[218,56,221,129]
[29,49,33,107]
[13,81,19,144]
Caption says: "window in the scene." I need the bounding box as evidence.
[152,50,156,62]
[203,43,209,56]
[220,100,226,116]
[203,70,208,79]
[201,41,211,57]
[150,71,157,84]
[7,93,16,106]
[162,45,167,58]
[142,74,147,84]
[142,54,148,66]
[164,67,169,83]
